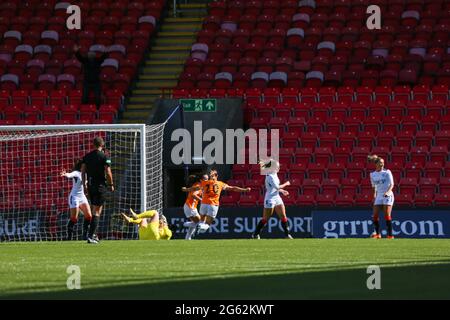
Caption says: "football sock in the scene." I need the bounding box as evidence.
[67,219,76,240]
[88,215,100,238]
[385,216,393,236]
[186,224,197,239]
[82,216,91,239]
[253,218,267,236]
[281,217,290,236]
[183,221,195,228]
[373,218,380,234]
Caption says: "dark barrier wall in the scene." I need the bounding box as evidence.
[164,207,313,239]
[152,98,244,206]
[164,207,450,239]
[151,98,243,171]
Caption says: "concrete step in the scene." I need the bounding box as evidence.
[170,10,208,18]
[121,2,207,124]
[135,80,178,88]
[148,52,189,60]
[145,60,185,65]
[161,24,202,32]
[154,38,195,46]
[128,96,159,104]
[157,31,197,37]
[139,74,179,80]
[152,45,191,51]
[131,89,165,95]
[170,3,207,9]
[119,118,147,124]
[122,111,151,119]
[132,89,171,94]
[142,66,183,74]
[168,3,208,18]
[126,104,151,110]
[165,17,204,23]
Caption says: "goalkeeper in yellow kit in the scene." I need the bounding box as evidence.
[121,209,172,240]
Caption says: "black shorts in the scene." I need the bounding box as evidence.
[88,184,107,206]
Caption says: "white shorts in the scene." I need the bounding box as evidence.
[264,196,284,209]
[183,204,199,218]
[199,204,219,218]
[68,194,89,209]
[374,194,394,206]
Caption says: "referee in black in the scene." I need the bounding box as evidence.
[81,136,114,244]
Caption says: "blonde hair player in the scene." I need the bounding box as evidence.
[252,159,293,239]
[368,154,395,239]
[60,159,92,240]
[121,209,172,240]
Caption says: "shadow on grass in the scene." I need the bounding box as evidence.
[3,262,450,300]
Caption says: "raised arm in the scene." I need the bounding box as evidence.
[182,185,201,192]
[74,45,86,63]
[60,170,77,178]
[224,185,251,192]
[279,181,291,189]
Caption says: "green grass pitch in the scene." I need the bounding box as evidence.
[1,239,450,299]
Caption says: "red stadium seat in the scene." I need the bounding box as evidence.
[434,194,450,206]
[316,194,335,206]
[414,194,434,207]
[302,178,320,196]
[297,194,316,206]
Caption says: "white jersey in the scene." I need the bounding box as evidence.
[66,171,84,198]
[265,173,280,200]
[370,169,394,197]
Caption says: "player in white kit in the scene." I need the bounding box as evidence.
[368,155,395,239]
[60,159,92,240]
[252,159,293,239]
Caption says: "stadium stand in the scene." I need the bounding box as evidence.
[0,0,165,125]
[0,0,449,208]
[173,0,450,208]
[177,0,450,89]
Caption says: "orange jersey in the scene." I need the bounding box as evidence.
[201,180,228,206]
[185,182,202,209]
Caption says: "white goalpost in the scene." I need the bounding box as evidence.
[0,124,165,241]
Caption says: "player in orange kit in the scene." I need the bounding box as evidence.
[182,169,251,236]
[182,174,204,240]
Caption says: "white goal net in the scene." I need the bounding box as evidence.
[0,124,165,241]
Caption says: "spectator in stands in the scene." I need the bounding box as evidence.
[74,45,107,107]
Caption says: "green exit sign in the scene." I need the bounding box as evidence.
[180,99,217,112]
